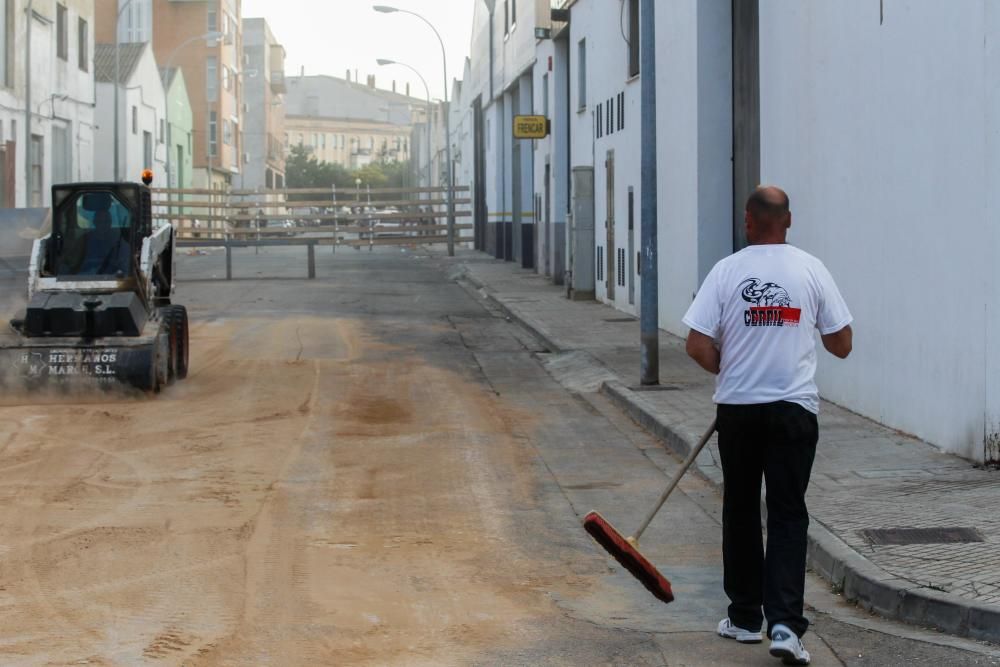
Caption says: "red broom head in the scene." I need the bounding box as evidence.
[583,510,674,604]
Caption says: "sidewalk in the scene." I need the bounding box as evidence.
[456,253,1000,645]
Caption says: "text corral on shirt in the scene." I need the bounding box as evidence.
[745,306,802,327]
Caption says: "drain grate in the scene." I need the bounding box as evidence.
[858,527,984,546]
[604,317,637,323]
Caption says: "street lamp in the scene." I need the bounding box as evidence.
[376,58,432,194]
[373,5,456,257]
[162,31,223,192]
[113,0,145,182]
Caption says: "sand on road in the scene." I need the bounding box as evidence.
[0,314,581,665]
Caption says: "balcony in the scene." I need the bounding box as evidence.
[270,70,286,94]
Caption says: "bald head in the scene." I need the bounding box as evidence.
[745,185,791,244]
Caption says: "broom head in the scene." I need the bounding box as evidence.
[583,510,674,603]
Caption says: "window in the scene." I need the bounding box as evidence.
[52,123,71,184]
[118,0,151,43]
[503,0,509,35]
[131,106,138,134]
[57,193,133,276]
[29,135,43,207]
[56,4,68,61]
[222,66,231,92]
[206,57,218,101]
[0,0,12,86]
[209,111,218,156]
[207,7,217,33]
[628,0,640,78]
[223,119,233,146]
[143,131,152,168]
[77,18,88,71]
[542,73,549,117]
[577,39,587,110]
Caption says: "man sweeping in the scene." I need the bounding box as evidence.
[682,186,853,666]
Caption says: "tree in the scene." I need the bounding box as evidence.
[284,144,413,202]
[285,144,354,197]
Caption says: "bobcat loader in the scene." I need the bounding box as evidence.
[1,173,188,392]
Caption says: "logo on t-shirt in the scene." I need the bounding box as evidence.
[739,278,802,327]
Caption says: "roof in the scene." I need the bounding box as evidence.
[95,43,147,84]
[159,66,180,88]
[285,75,427,126]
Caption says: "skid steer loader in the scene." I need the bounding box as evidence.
[0,173,188,392]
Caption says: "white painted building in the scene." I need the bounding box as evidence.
[466,0,545,266]
[93,42,167,184]
[0,0,96,207]
[459,0,1000,462]
[755,2,1000,462]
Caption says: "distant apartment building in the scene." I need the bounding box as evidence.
[96,0,245,190]
[284,74,424,170]
[0,0,96,206]
[241,17,285,191]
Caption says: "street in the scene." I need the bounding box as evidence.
[0,247,996,665]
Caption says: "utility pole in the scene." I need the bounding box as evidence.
[639,0,659,386]
[24,1,32,206]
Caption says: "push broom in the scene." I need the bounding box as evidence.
[583,420,717,603]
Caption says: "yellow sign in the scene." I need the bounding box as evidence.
[513,115,549,139]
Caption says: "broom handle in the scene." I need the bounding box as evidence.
[632,419,717,542]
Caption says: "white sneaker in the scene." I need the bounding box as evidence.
[769,624,810,665]
[717,617,763,644]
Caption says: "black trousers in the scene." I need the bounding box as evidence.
[717,401,818,638]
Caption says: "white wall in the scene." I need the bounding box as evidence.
[94,46,166,183]
[654,0,732,334]
[3,0,96,206]
[759,0,998,461]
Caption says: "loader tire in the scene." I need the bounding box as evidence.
[160,306,180,385]
[163,305,189,381]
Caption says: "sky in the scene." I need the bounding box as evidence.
[242,0,476,102]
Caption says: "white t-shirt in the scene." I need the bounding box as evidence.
[682,244,852,414]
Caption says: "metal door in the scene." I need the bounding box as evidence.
[628,186,635,305]
[605,150,615,301]
[544,161,551,277]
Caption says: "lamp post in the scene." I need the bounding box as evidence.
[25,0,34,205]
[162,32,222,192]
[373,5,455,256]
[113,0,146,182]
[376,58,432,195]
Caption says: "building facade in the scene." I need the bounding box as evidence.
[0,0,96,207]
[284,74,423,170]
[459,0,1000,463]
[241,17,285,191]
[93,42,167,182]
[97,0,246,190]
[161,66,193,193]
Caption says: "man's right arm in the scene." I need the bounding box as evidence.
[686,330,721,374]
[821,325,853,359]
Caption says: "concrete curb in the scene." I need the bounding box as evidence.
[599,380,1000,645]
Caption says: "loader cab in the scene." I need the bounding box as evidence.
[48,183,152,282]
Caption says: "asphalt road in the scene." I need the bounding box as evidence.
[0,245,995,665]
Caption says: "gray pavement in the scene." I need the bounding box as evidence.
[455,252,1000,647]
